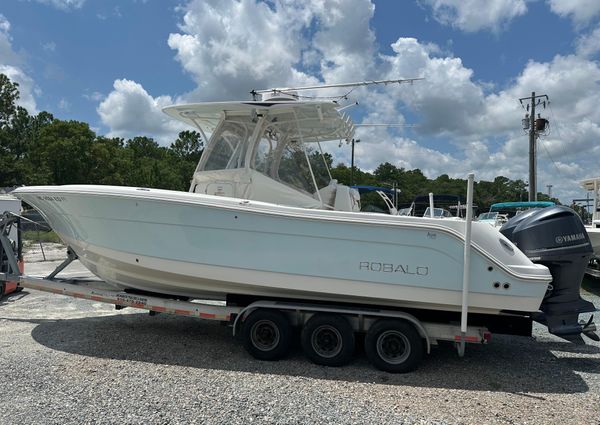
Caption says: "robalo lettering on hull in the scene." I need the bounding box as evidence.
[359,262,429,276]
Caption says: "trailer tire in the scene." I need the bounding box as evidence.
[301,314,355,367]
[365,319,423,373]
[242,309,292,361]
[0,282,4,299]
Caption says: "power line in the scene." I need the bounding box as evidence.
[546,102,570,159]
[539,137,563,177]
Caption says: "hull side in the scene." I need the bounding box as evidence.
[68,237,542,314]
[13,185,552,313]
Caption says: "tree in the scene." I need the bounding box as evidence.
[167,130,204,191]
[170,130,203,162]
[127,136,164,160]
[88,137,132,185]
[0,74,19,128]
[32,120,96,185]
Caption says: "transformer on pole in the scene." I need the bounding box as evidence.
[518,92,549,202]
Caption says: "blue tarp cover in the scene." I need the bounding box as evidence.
[490,201,555,210]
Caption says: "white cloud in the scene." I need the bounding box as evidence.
[381,37,485,137]
[102,0,376,140]
[0,14,10,33]
[419,0,528,33]
[42,41,56,52]
[167,0,315,101]
[576,25,600,57]
[0,15,19,65]
[503,55,600,126]
[547,0,600,26]
[58,97,70,111]
[348,36,600,203]
[97,79,187,143]
[0,15,37,113]
[0,65,38,113]
[83,91,104,102]
[34,0,86,11]
[165,0,377,101]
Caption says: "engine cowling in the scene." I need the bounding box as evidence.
[500,206,597,341]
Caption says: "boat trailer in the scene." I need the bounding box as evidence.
[0,210,493,373]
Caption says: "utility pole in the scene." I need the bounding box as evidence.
[528,92,537,202]
[546,184,553,198]
[519,92,549,202]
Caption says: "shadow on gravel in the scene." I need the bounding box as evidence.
[9,312,598,394]
[582,276,600,296]
[0,290,30,306]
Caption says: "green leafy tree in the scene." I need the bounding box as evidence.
[0,73,56,186]
[125,136,184,190]
[170,130,203,162]
[169,130,204,190]
[88,137,132,185]
[32,120,96,185]
[0,74,19,128]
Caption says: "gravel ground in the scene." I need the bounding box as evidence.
[0,244,599,424]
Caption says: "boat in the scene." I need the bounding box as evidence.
[10,89,597,341]
[580,177,600,277]
[399,194,472,218]
[477,201,555,227]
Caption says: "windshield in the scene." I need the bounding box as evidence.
[424,207,452,218]
[203,118,254,171]
[251,119,330,196]
[478,212,498,221]
[200,111,333,197]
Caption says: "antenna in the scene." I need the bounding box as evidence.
[354,124,418,128]
[251,77,424,100]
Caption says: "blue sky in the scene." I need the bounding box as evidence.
[1,0,600,202]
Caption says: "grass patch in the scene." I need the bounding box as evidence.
[21,230,63,244]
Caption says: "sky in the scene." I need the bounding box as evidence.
[1,0,600,204]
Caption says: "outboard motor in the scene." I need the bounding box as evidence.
[500,206,598,342]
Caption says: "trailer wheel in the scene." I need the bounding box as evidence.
[365,319,423,373]
[242,309,292,361]
[0,282,4,299]
[301,314,355,367]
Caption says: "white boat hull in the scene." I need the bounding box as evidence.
[586,225,600,256]
[13,185,552,315]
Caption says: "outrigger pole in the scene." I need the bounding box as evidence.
[250,77,424,100]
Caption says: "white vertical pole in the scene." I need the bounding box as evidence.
[429,192,435,218]
[459,173,475,356]
[594,179,599,223]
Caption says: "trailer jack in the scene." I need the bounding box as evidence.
[0,212,24,298]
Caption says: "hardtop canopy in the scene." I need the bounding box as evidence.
[162,100,354,142]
